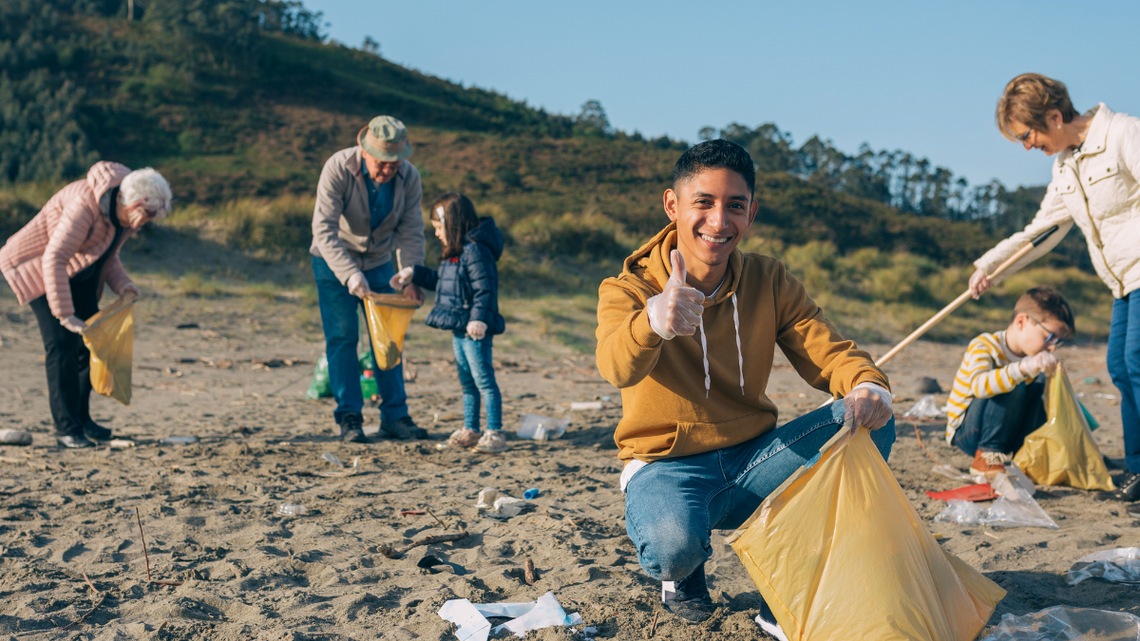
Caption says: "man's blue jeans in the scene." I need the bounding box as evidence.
[312,256,409,424]
[452,334,502,432]
[951,378,1046,457]
[624,400,895,583]
[1108,292,1140,473]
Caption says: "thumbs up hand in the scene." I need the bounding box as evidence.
[646,250,706,340]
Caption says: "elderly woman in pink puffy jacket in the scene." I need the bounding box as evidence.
[0,162,171,448]
[969,73,1140,504]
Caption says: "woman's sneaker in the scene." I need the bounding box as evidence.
[474,430,508,453]
[446,428,481,448]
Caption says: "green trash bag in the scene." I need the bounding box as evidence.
[305,354,331,399]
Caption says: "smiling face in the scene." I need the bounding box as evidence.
[1009,109,1068,156]
[362,150,400,184]
[663,167,759,290]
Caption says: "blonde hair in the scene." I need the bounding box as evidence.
[119,168,172,221]
[996,73,1080,142]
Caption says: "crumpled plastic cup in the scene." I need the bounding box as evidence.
[517,414,569,441]
[903,394,946,419]
[1067,548,1140,586]
[277,504,306,516]
[980,606,1140,641]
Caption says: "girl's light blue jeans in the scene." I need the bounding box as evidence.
[452,334,502,432]
[623,400,895,582]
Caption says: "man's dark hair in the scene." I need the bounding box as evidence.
[1013,286,1076,337]
[672,139,756,195]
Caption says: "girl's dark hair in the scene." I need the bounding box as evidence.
[430,192,478,259]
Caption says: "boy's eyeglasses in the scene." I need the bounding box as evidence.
[1027,315,1064,347]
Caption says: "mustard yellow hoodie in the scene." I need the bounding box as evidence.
[596,224,889,463]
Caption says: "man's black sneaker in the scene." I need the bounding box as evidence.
[83,421,112,441]
[338,413,368,443]
[1127,503,1140,519]
[380,416,427,440]
[57,432,96,449]
[1095,472,1140,503]
[663,564,718,623]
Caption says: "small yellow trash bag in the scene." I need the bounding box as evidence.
[81,298,135,406]
[728,427,1006,641]
[363,293,420,371]
[1013,364,1115,491]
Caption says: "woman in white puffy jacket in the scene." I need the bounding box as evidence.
[969,73,1140,502]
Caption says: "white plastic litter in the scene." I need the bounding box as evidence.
[569,401,604,410]
[474,487,528,517]
[1067,548,1140,586]
[934,485,1057,529]
[321,452,345,467]
[903,394,946,419]
[979,606,1140,641]
[517,414,569,441]
[932,464,975,483]
[0,429,32,446]
[989,465,1037,498]
[276,503,306,516]
[438,592,584,641]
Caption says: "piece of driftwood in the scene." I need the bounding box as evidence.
[645,610,659,639]
[524,558,537,585]
[135,509,184,587]
[377,530,469,559]
[60,572,106,631]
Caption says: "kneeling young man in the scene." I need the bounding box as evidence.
[595,140,895,625]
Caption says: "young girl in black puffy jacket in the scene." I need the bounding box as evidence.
[389,192,507,453]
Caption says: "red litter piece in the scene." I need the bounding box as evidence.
[925,484,998,502]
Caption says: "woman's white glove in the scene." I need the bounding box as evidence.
[968,268,992,299]
[60,315,87,333]
[842,383,893,430]
[120,283,141,302]
[389,266,415,291]
[466,320,488,340]
[1019,351,1058,377]
[347,272,371,300]
[646,250,705,340]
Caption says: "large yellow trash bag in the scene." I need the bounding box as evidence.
[81,298,136,407]
[363,293,420,371]
[727,427,1006,641]
[1013,364,1115,491]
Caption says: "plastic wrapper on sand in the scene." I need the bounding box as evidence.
[979,606,1140,641]
[1013,364,1115,491]
[363,293,419,371]
[1068,548,1140,586]
[81,298,135,406]
[727,427,1005,641]
[934,482,1058,529]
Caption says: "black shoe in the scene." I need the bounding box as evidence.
[1127,503,1140,519]
[380,416,427,440]
[337,413,367,443]
[663,564,718,623]
[1096,472,1140,502]
[1104,456,1127,471]
[83,421,112,441]
[56,433,96,449]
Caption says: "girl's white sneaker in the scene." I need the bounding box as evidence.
[474,430,508,453]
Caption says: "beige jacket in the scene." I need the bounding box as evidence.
[309,146,426,284]
[975,104,1140,298]
[0,162,135,318]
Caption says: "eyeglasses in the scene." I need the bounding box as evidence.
[1027,315,1064,347]
[1015,128,1034,144]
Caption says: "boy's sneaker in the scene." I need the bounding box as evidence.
[663,565,717,623]
[970,450,1010,477]
[338,413,367,443]
[446,428,481,448]
[380,416,427,440]
[755,600,789,641]
[473,430,508,453]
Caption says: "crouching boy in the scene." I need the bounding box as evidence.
[595,140,895,627]
[946,287,1075,476]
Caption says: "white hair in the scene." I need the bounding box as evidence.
[119,167,172,220]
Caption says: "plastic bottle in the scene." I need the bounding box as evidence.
[523,488,540,500]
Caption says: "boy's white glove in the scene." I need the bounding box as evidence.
[646,250,705,340]
[347,272,371,299]
[389,266,414,291]
[60,315,87,333]
[466,320,487,340]
[1019,351,1058,377]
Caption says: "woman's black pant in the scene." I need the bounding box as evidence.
[29,279,101,436]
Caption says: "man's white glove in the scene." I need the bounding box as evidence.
[466,320,488,340]
[347,272,371,300]
[842,382,893,430]
[120,283,141,302]
[60,315,87,333]
[389,266,414,291]
[1019,351,1058,378]
[646,250,705,340]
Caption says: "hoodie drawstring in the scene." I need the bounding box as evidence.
[697,293,745,399]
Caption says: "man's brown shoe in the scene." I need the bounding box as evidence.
[969,450,1010,477]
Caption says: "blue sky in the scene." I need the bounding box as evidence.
[304,0,1139,189]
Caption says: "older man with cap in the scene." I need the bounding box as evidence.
[311,115,428,442]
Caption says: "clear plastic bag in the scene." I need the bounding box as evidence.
[1067,548,1140,586]
[934,486,1058,529]
[980,606,1140,641]
[81,298,135,406]
[363,294,419,371]
[904,394,946,419]
[516,414,569,441]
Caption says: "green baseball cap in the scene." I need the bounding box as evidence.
[357,115,413,162]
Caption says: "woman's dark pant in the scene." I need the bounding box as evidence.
[1108,292,1140,474]
[952,377,1046,456]
[29,280,101,436]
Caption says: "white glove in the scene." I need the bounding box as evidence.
[645,250,705,340]
[60,315,87,333]
[466,320,488,340]
[968,267,992,299]
[389,266,414,291]
[842,383,894,430]
[347,272,371,300]
[120,283,141,302]
[1019,351,1058,377]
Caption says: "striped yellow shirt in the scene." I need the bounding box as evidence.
[945,331,1028,444]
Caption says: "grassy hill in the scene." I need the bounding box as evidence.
[0,0,1113,347]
